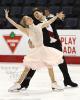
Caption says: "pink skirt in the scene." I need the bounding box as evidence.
[23,46,63,70]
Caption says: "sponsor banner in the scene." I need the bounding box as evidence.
[58,30,80,56]
[0,29,80,64]
[0,29,29,55]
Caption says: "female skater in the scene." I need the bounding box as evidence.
[4,9,64,91]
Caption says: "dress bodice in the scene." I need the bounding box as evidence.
[29,24,43,47]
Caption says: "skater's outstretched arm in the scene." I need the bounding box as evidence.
[41,12,65,28]
[4,9,29,36]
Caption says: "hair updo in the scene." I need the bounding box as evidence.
[20,16,29,28]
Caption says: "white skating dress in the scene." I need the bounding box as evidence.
[23,23,63,70]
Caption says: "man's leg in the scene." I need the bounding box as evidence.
[17,67,30,84]
[59,56,78,87]
[53,41,78,87]
[21,69,36,88]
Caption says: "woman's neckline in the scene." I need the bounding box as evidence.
[29,24,35,28]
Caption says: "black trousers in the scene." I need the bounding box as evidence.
[21,41,71,88]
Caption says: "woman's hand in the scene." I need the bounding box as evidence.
[4,9,29,35]
[4,9,9,19]
[56,12,65,20]
[28,39,34,48]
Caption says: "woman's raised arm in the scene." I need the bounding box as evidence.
[41,12,65,28]
[4,9,29,36]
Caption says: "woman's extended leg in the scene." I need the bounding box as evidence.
[17,67,30,84]
[8,67,30,92]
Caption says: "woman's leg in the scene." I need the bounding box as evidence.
[48,66,63,90]
[8,66,30,92]
[17,67,30,84]
[48,68,56,83]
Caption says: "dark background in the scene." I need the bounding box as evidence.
[0,0,80,29]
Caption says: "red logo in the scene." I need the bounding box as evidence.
[3,32,22,53]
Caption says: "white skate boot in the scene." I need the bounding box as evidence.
[8,83,21,92]
[52,82,63,90]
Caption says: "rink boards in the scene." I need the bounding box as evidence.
[0,29,80,64]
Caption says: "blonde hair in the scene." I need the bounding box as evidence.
[20,16,29,28]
